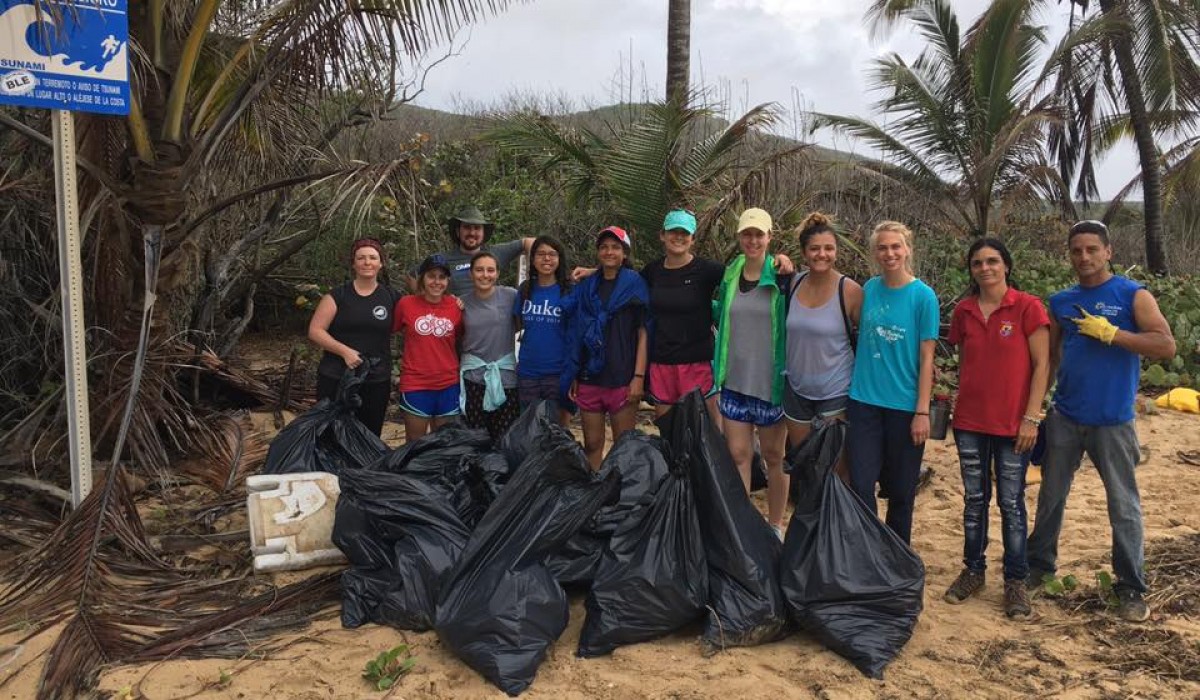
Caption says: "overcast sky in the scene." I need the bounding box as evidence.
[412,0,1137,199]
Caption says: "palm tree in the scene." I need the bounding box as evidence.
[817,0,1074,237]
[0,0,518,472]
[1047,0,1200,274]
[484,99,808,257]
[0,6,518,697]
[666,0,691,104]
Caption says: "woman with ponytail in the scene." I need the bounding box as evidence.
[783,212,862,457]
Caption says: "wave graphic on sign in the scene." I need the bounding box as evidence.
[0,2,127,80]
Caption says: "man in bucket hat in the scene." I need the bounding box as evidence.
[406,204,534,296]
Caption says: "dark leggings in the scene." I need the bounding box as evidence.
[315,375,391,436]
[463,380,521,443]
[846,399,926,544]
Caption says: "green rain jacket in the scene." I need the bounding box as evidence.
[712,253,788,404]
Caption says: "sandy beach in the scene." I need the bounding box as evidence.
[3,404,1199,700]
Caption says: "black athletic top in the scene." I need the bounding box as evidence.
[316,281,400,382]
[641,256,725,365]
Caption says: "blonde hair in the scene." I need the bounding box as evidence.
[868,220,916,275]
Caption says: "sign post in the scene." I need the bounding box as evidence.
[2,0,130,506]
[52,108,92,506]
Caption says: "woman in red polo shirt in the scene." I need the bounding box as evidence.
[942,237,1050,619]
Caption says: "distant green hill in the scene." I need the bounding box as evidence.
[382,101,859,165]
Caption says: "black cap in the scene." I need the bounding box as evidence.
[417,253,451,276]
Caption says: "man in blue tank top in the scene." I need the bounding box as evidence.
[1026,220,1175,622]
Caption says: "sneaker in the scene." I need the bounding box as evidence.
[1116,588,1150,622]
[1003,580,1032,618]
[943,568,985,604]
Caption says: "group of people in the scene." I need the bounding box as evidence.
[308,205,1176,625]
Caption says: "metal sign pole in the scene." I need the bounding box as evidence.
[52,108,93,507]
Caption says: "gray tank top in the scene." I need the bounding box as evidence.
[785,277,854,400]
[724,284,775,401]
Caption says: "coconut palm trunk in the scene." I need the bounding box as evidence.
[666,0,690,105]
[1098,0,1169,274]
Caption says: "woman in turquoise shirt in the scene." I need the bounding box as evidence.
[846,221,939,545]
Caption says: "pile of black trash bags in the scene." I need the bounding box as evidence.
[264,378,926,695]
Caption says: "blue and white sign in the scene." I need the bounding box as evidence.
[0,0,129,115]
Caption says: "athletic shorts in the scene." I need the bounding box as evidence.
[399,385,461,418]
[518,375,560,405]
[782,388,849,424]
[575,383,630,415]
[719,388,783,427]
[647,362,716,405]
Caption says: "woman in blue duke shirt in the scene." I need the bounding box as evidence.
[512,235,573,426]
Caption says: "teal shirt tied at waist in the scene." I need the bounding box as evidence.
[460,352,517,412]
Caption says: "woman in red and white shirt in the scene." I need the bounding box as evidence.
[393,254,462,442]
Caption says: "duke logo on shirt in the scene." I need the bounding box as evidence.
[521,298,562,320]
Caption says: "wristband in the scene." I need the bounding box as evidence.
[914,411,929,416]
[1022,415,1042,426]
[633,373,645,378]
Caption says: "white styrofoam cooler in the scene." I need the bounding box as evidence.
[246,472,346,573]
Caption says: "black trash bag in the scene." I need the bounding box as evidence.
[368,423,494,526]
[749,449,769,492]
[434,424,619,696]
[546,431,672,585]
[459,451,512,527]
[496,400,557,470]
[657,391,789,650]
[334,469,471,631]
[779,420,925,679]
[264,367,387,476]
[577,435,708,657]
[370,423,491,481]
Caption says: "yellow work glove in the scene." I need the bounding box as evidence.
[1072,304,1118,344]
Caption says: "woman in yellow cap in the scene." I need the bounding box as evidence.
[712,208,791,539]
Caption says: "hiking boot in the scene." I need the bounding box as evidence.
[943,568,985,604]
[1116,588,1150,622]
[1004,580,1032,618]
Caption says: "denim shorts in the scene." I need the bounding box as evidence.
[718,388,783,427]
[782,388,849,424]
[399,385,461,418]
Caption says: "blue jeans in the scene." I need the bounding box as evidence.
[953,430,1029,581]
[846,399,925,544]
[1026,411,1145,593]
